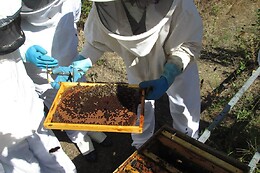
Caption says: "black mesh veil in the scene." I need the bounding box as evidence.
[21,0,56,12]
[0,9,25,55]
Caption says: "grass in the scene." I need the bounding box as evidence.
[198,2,259,171]
[78,1,92,30]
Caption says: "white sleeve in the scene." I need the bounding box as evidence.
[80,5,112,63]
[164,0,203,70]
[62,0,82,23]
[19,42,30,62]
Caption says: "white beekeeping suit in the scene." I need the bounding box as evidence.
[20,0,81,108]
[0,0,76,172]
[19,0,111,161]
[82,0,203,148]
[0,0,41,153]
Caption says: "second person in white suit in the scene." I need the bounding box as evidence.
[0,0,76,172]
[77,0,203,149]
[19,0,112,161]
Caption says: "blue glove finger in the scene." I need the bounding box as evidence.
[51,67,72,90]
[36,55,58,68]
[51,67,82,90]
[51,73,81,90]
[51,81,61,90]
[139,77,168,100]
[32,45,47,54]
[26,45,58,69]
[51,75,68,90]
[38,55,58,63]
[52,66,82,81]
[52,66,71,75]
[139,80,155,89]
[71,69,81,82]
[72,55,92,76]
[26,45,47,59]
[54,75,69,83]
[37,63,58,69]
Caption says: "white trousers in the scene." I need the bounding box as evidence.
[65,131,107,155]
[0,118,76,173]
[131,62,201,149]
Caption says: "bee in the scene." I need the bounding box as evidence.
[49,146,60,153]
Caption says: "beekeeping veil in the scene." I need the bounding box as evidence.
[89,0,160,8]
[0,0,25,55]
[21,0,60,12]
[20,0,64,26]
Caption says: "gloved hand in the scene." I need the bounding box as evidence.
[25,45,58,68]
[139,63,181,100]
[51,55,92,89]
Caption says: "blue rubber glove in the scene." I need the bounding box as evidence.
[71,55,92,76]
[139,63,181,100]
[25,45,58,68]
[51,55,92,89]
[50,66,81,89]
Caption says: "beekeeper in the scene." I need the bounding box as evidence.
[0,0,76,172]
[79,0,203,149]
[19,0,111,161]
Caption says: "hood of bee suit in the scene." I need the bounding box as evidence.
[0,0,25,55]
[93,0,174,57]
[0,0,21,25]
[20,0,64,26]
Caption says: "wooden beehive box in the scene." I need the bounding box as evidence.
[114,125,250,173]
[44,82,145,133]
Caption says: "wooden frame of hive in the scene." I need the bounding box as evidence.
[44,82,145,133]
[114,125,250,173]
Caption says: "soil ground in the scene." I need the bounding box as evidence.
[53,1,260,172]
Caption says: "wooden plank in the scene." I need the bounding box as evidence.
[142,149,181,173]
[44,122,143,133]
[113,152,138,173]
[160,130,244,173]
